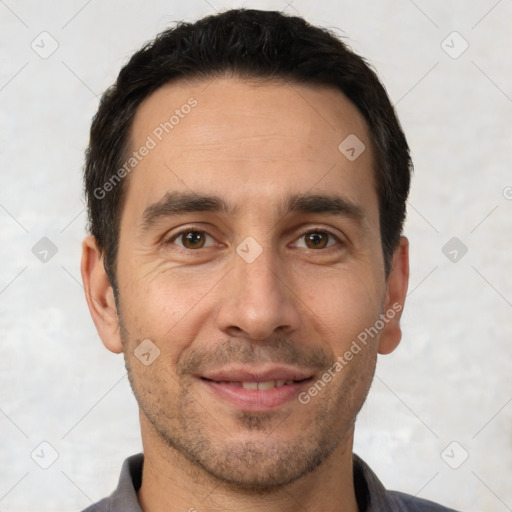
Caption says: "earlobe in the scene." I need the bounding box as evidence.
[378,236,409,355]
[81,235,123,354]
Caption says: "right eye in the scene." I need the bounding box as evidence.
[166,229,216,250]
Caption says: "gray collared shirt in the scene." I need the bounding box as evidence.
[81,453,459,511]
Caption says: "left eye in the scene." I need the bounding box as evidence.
[294,231,340,250]
[170,230,215,249]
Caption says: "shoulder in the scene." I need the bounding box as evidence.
[388,490,461,511]
[78,453,144,512]
[80,497,111,512]
[353,453,460,512]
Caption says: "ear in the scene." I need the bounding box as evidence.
[81,235,123,354]
[378,236,409,355]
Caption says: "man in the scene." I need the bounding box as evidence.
[80,8,457,512]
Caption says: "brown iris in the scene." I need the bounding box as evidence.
[304,232,329,249]
[181,231,206,249]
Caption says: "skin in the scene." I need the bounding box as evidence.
[81,77,409,512]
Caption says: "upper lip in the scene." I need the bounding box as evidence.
[200,365,314,382]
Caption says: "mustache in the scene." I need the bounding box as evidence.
[177,337,332,376]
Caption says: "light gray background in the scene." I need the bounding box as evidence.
[1,1,511,511]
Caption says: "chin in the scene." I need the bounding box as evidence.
[173,432,336,491]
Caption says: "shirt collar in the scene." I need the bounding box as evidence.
[106,452,410,511]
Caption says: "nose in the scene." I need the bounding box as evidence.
[215,244,302,341]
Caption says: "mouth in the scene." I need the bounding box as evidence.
[202,378,309,390]
[199,367,315,411]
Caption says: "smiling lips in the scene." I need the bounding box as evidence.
[220,379,299,390]
[200,366,314,411]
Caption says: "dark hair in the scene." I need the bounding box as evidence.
[84,8,412,289]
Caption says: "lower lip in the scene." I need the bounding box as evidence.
[201,379,311,411]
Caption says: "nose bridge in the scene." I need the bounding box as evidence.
[232,229,281,285]
[234,239,286,307]
[238,243,281,294]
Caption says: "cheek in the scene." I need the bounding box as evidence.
[298,267,384,349]
[117,264,217,358]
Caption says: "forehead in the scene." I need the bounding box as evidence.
[124,76,376,224]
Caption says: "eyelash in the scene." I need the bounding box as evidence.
[165,225,343,251]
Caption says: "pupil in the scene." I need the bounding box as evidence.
[185,232,203,247]
[308,233,326,248]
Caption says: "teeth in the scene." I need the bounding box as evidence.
[257,380,275,390]
[240,380,296,390]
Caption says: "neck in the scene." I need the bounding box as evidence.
[136,413,359,512]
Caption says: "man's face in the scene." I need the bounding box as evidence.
[113,77,398,488]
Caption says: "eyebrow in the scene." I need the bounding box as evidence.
[140,192,235,231]
[139,191,365,231]
[280,193,364,223]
